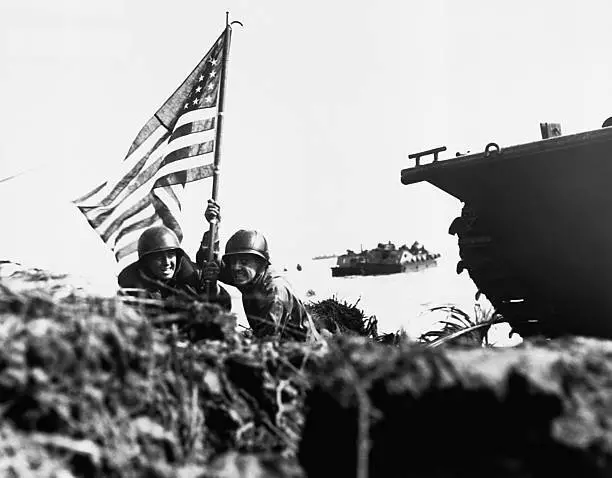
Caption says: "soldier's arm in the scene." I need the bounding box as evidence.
[244,284,285,338]
[261,286,291,336]
[263,283,313,341]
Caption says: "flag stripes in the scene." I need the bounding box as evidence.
[100,196,151,242]
[73,182,107,204]
[74,29,228,272]
[156,163,216,187]
[170,118,215,143]
[94,135,170,208]
[115,212,159,246]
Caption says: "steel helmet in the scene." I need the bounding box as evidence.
[138,226,181,259]
[223,229,270,263]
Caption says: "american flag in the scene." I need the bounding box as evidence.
[74,29,229,272]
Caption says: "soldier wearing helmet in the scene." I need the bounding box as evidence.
[203,199,319,341]
[118,225,231,310]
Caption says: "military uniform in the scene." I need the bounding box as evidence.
[118,226,231,311]
[236,267,314,340]
[220,229,319,341]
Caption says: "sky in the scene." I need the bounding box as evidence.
[2,0,612,290]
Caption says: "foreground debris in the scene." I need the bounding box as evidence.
[0,268,320,477]
[300,336,612,478]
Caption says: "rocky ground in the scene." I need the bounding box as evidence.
[0,262,611,477]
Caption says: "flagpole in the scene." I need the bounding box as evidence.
[204,13,240,290]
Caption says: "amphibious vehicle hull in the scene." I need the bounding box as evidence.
[401,127,612,338]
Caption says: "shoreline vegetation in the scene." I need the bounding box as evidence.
[1,262,611,477]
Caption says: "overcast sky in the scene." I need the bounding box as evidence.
[2,0,612,288]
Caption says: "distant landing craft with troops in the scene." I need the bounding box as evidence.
[331,241,440,277]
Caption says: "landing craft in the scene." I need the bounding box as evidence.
[331,241,440,277]
[401,120,612,339]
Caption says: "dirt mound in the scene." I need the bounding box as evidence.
[299,336,612,478]
[5,262,612,477]
[0,264,323,477]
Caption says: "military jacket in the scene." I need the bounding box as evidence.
[234,268,315,341]
[118,253,231,311]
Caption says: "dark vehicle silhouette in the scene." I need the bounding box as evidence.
[401,123,612,338]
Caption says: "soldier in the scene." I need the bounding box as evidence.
[118,225,231,311]
[204,200,320,341]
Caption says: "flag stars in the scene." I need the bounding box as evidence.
[203,95,213,104]
[195,85,202,93]
[184,103,190,109]
[198,74,205,82]
[192,97,200,105]
[206,83,215,91]
[209,70,216,78]
[210,58,218,66]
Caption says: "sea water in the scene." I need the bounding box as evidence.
[229,254,522,347]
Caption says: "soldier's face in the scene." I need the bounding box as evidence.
[145,250,177,280]
[228,254,264,285]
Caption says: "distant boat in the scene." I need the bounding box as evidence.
[312,254,338,260]
[331,241,440,277]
